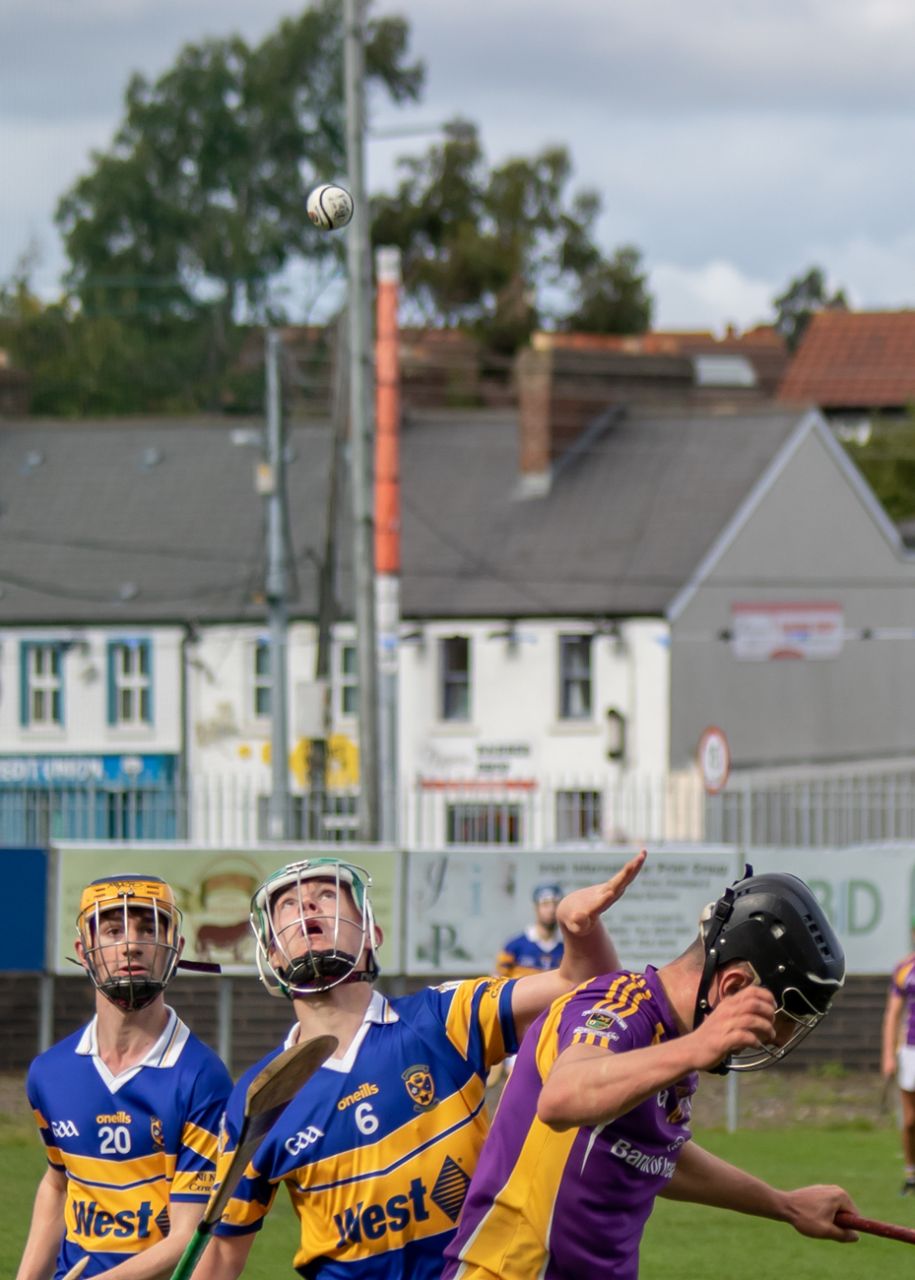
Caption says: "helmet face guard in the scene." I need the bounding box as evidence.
[694,867,845,1073]
[250,859,379,998]
[77,876,182,1012]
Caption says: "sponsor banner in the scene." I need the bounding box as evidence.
[750,845,915,975]
[53,845,400,976]
[730,601,844,661]
[405,847,739,975]
[0,754,176,787]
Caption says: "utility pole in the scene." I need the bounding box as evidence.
[344,0,380,841]
[375,246,401,844]
[264,328,290,840]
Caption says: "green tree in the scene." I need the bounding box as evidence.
[563,245,652,334]
[773,266,847,352]
[56,1,423,345]
[371,122,650,352]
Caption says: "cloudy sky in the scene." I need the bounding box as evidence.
[4,0,915,332]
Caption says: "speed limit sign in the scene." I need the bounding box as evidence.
[698,726,730,794]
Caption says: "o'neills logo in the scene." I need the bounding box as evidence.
[337,1082,379,1111]
[96,1111,132,1124]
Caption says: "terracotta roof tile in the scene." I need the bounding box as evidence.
[778,310,915,407]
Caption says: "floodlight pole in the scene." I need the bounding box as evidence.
[344,0,380,841]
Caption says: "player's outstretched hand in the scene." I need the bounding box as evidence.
[558,850,647,938]
[784,1185,859,1242]
[689,985,777,1072]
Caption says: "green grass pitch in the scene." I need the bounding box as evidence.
[3,1121,914,1276]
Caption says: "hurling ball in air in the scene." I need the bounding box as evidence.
[306,183,354,231]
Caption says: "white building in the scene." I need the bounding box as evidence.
[4,372,911,850]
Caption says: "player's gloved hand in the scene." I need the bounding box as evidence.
[689,985,777,1072]
[558,850,647,937]
[783,1185,859,1241]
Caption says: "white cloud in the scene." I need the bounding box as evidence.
[6,0,915,331]
[650,261,775,333]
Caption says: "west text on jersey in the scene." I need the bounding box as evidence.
[333,1178,430,1246]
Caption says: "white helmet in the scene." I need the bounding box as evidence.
[250,858,379,998]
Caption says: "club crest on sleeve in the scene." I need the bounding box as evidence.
[402,1064,436,1110]
[150,1116,164,1148]
[584,1009,619,1034]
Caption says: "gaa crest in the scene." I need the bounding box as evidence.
[150,1116,164,1149]
[402,1064,435,1110]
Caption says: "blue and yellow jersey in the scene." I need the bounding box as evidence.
[213,977,518,1279]
[26,1008,231,1280]
[496,927,563,979]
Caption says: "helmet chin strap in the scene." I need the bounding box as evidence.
[98,975,163,1012]
[693,884,737,1075]
[280,949,379,995]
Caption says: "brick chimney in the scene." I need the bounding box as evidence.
[516,341,554,495]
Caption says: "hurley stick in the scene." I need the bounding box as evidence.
[169,1033,337,1280]
[835,1209,915,1245]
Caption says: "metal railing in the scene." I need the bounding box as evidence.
[5,759,915,849]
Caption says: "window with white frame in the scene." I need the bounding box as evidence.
[107,640,152,726]
[559,633,592,720]
[440,636,470,721]
[338,642,359,717]
[446,802,521,845]
[21,642,64,727]
[556,789,602,841]
[253,639,271,718]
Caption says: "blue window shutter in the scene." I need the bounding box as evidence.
[56,643,65,726]
[19,642,30,726]
[106,643,117,725]
[143,639,153,724]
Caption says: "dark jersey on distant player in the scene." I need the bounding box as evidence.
[890,954,915,1047]
[443,967,697,1280]
[496,928,563,979]
[26,1009,231,1280]
[213,979,518,1279]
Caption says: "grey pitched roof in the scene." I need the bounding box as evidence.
[0,418,334,624]
[0,406,804,625]
[398,405,803,618]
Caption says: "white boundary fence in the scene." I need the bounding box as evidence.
[10,759,915,849]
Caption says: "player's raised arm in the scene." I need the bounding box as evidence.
[510,850,646,1038]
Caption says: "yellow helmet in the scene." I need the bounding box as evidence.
[77,875,182,1011]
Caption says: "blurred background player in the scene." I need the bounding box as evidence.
[490,881,565,1085]
[881,920,915,1195]
[15,875,231,1280]
[444,869,859,1280]
[496,882,565,979]
[194,850,645,1280]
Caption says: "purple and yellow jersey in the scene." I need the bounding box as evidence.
[26,1009,231,1280]
[443,967,696,1280]
[495,929,563,979]
[890,954,915,1047]
[213,978,518,1279]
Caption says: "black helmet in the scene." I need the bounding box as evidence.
[694,867,845,1072]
